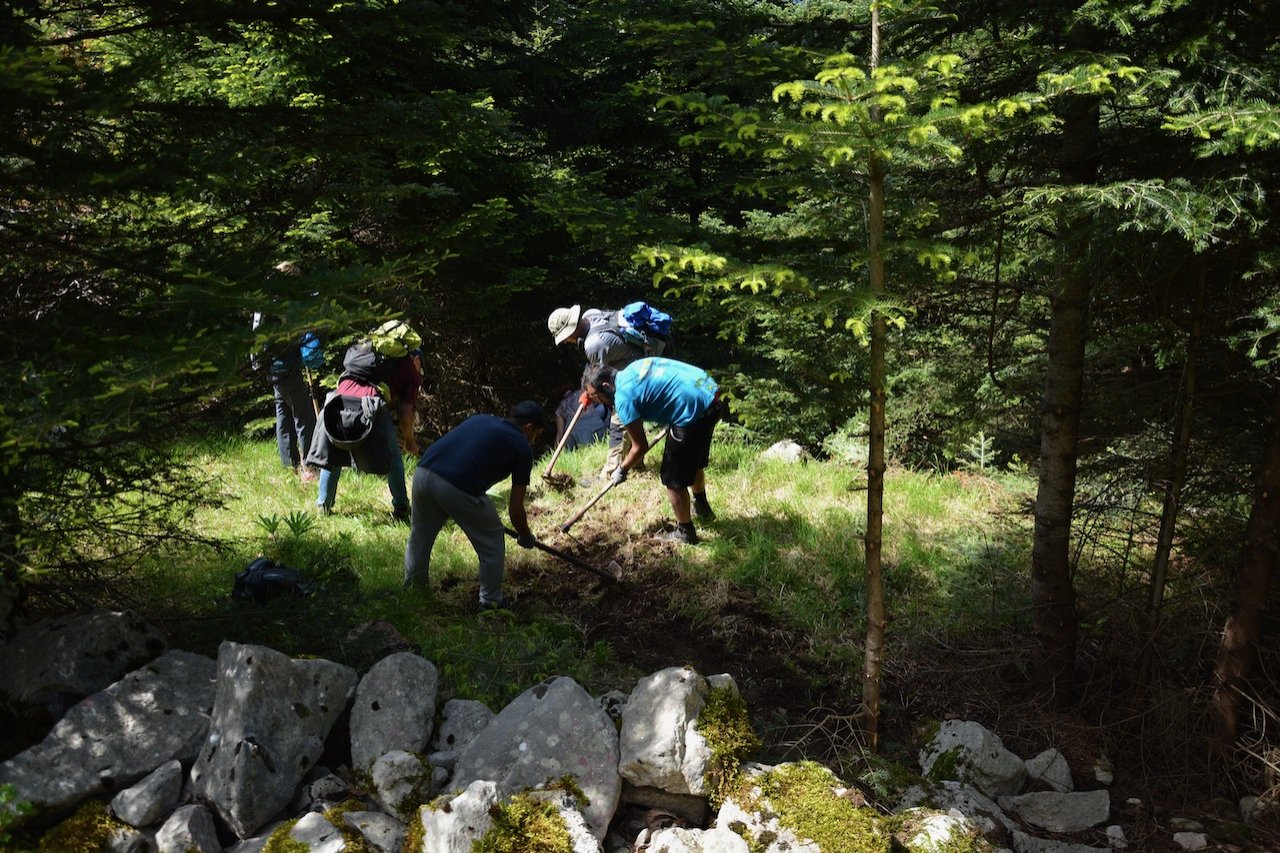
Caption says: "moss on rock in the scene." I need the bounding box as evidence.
[695,684,762,805]
[473,792,572,853]
[37,800,131,853]
[749,761,891,853]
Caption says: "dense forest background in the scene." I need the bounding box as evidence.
[3,0,1279,819]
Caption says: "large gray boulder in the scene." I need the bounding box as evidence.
[350,651,439,773]
[0,649,215,821]
[0,610,166,708]
[619,666,721,797]
[919,720,1028,798]
[189,642,358,839]
[451,675,620,840]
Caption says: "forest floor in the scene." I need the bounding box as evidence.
[429,511,1272,853]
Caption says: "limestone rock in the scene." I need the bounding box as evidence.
[919,720,1028,798]
[648,825,750,853]
[156,804,220,853]
[760,440,807,463]
[189,642,358,839]
[0,649,215,821]
[0,610,166,708]
[110,758,183,828]
[452,675,620,840]
[430,698,494,753]
[371,749,434,820]
[998,790,1110,833]
[416,779,500,853]
[288,811,346,852]
[1024,748,1073,793]
[619,666,720,797]
[350,651,439,773]
[1010,829,1109,853]
[343,810,406,853]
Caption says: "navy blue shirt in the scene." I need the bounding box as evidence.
[420,415,532,496]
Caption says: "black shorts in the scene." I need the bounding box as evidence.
[660,399,723,489]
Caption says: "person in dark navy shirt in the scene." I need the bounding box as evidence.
[403,401,550,609]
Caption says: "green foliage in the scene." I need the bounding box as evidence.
[474,793,572,853]
[696,685,763,805]
[36,800,127,853]
[0,784,33,845]
[748,762,890,853]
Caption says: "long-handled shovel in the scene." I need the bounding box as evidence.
[558,428,670,534]
[303,366,322,416]
[559,479,615,534]
[542,400,585,487]
[504,527,621,582]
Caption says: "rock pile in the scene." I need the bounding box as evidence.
[1,612,1266,852]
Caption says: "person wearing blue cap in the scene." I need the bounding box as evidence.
[403,401,551,609]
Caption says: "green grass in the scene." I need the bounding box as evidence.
[125,430,1037,710]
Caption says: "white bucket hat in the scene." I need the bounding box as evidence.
[547,305,582,345]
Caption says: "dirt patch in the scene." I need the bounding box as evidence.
[504,532,847,732]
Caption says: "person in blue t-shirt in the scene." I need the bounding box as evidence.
[403,401,551,609]
[581,358,723,545]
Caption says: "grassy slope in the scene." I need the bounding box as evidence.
[137,430,1034,714]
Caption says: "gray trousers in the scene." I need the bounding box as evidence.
[602,408,633,475]
[403,468,505,605]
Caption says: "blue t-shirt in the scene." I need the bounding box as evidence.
[420,414,533,496]
[614,358,718,428]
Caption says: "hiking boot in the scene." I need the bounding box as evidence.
[692,493,716,521]
[479,593,513,613]
[658,523,699,545]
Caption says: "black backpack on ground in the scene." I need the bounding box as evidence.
[233,557,317,604]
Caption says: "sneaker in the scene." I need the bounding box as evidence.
[692,494,716,521]
[658,524,699,545]
[315,504,333,516]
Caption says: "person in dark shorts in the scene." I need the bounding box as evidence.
[581,358,722,544]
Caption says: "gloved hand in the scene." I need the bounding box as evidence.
[516,531,537,549]
[610,467,627,487]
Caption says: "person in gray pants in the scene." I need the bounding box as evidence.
[403,401,550,609]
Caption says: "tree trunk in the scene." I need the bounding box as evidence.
[1148,265,1207,614]
[1213,382,1280,743]
[861,1,887,752]
[1029,87,1098,706]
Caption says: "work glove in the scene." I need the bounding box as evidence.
[610,467,627,487]
[516,531,537,549]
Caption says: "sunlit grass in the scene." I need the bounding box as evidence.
[131,430,1037,709]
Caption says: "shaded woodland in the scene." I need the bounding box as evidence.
[2,0,1279,819]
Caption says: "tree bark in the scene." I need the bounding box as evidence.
[1029,87,1098,705]
[1148,265,1207,615]
[861,1,887,752]
[1213,382,1280,743]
